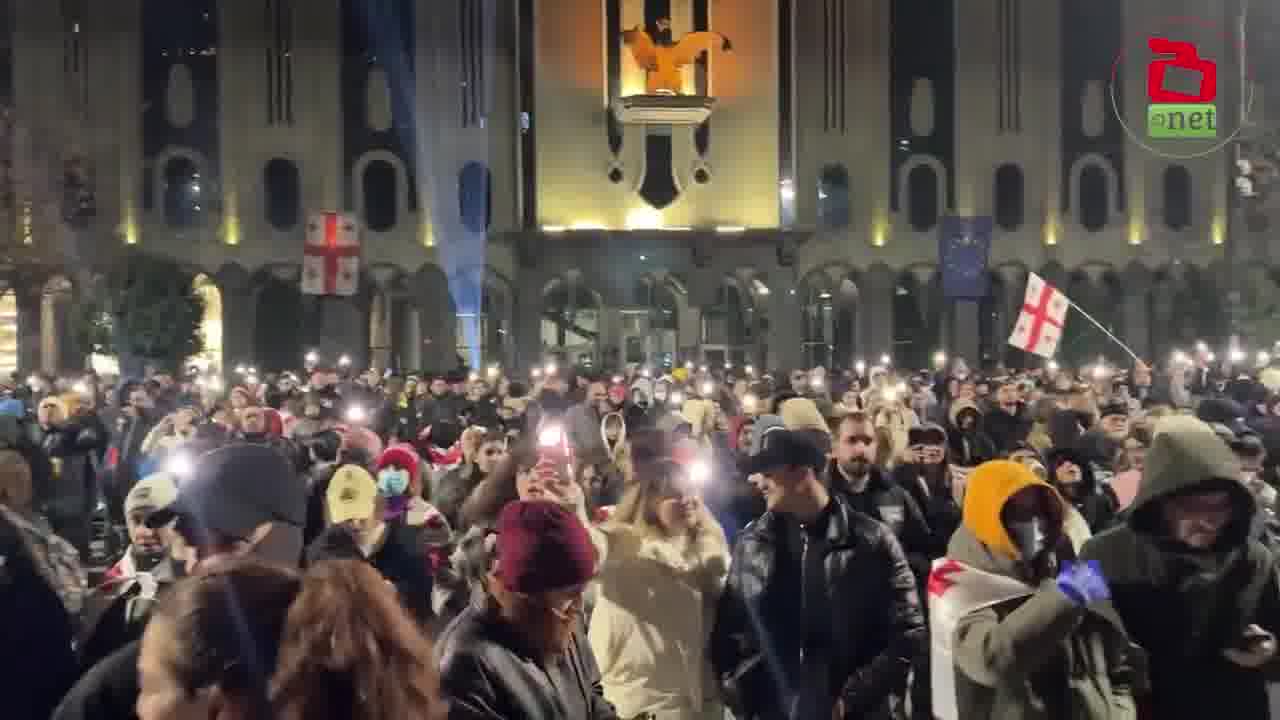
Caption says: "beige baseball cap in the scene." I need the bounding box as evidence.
[125,472,179,516]
[326,464,377,525]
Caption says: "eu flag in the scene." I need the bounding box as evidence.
[939,216,992,299]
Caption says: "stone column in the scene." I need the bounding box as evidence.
[768,281,803,370]
[215,266,254,377]
[40,288,58,375]
[399,304,423,372]
[15,282,42,374]
[317,296,368,368]
[368,292,392,372]
[1119,266,1152,362]
[513,269,551,370]
[1150,279,1177,360]
[953,300,981,366]
[860,264,896,363]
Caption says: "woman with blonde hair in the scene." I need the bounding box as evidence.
[136,558,440,720]
[588,458,730,720]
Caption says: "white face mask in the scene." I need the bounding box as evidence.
[1007,517,1048,559]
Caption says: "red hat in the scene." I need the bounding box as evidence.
[376,443,421,478]
[495,501,596,595]
[261,408,284,437]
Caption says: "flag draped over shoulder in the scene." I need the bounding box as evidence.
[939,216,993,299]
[928,558,1034,720]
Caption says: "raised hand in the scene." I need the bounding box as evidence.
[1056,559,1111,606]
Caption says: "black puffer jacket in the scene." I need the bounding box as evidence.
[436,605,619,720]
[710,494,926,720]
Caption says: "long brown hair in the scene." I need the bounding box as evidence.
[610,459,702,540]
[459,440,538,530]
[152,559,439,720]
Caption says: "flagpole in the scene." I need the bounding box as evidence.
[1066,300,1143,365]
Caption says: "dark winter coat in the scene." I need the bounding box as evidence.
[981,404,1033,456]
[436,604,619,720]
[0,508,80,720]
[1081,418,1280,720]
[710,493,926,720]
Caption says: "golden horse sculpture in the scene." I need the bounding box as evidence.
[621,19,732,95]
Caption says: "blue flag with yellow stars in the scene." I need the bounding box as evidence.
[939,216,992,299]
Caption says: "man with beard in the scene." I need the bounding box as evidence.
[1081,416,1280,720]
[436,500,618,720]
[828,412,933,582]
[979,378,1032,455]
[566,380,612,456]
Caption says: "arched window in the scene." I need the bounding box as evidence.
[1163,164,1192,230]
[163,156,203,227]
[263,158,300,230]
[458,161,492,234]
[1078,164,1109,232]
[907,164,939,231]
[993,163,1025,230]
[817,164,850,229]
[362,160,398,232]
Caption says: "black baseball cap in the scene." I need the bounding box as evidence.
[147,443,306,545]
[908,425,947,446]
[739,429,827,475]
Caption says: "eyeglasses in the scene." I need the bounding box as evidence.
[525,585,586,618]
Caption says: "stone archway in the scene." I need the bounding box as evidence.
[541,274,602,368]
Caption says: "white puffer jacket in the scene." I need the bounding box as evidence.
[587,518,730,720]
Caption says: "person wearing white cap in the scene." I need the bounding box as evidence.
[78,472,179,670]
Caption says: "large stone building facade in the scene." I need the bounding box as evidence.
[1,0,1275,375]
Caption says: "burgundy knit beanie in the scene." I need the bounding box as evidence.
[495,501,596,594]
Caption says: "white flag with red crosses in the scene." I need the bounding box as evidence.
[1008,272,1070,359]
[302,211,361,296]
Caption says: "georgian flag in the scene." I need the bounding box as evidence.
[1008,273,1070,359]
[302,212,360,296]
[928,558,1035,720]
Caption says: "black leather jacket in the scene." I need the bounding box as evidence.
[437,604,619,720]
[710,494,926,720]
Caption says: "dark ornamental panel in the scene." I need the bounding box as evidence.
[340,0,417,213]
[141,0,220,212]
[889,0,955,213]
[1059,0,1125,213]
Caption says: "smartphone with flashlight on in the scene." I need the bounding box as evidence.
[536,424,574,481]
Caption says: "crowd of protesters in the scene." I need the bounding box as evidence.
[1,345,1279,719]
